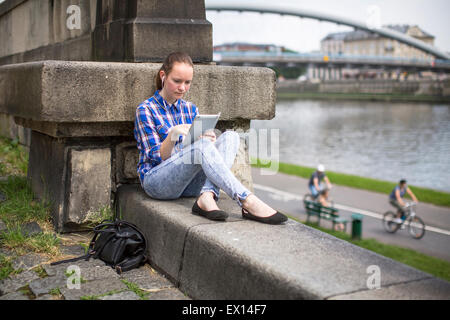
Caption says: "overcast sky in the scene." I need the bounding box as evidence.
[0,0,447,53]
[205,0,450,53]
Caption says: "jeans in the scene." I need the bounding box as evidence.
[142,131,251,206]
[309,184,323,198]
[390,199,405,216]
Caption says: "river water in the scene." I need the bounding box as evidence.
[250,99,450,192]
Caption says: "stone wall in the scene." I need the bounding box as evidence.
[0,60,276,232]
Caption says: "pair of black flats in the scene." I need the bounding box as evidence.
[192,200,288,225]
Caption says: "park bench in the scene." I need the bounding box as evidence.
[303,199,348,232]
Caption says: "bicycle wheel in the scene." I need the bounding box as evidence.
[408,216,425,239]
[383,211,399,233]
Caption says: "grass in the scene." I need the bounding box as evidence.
[0,136,62,280]
[252,158,450,208]
[286,214,450,282]
[0,136,115,282]
[0,137,28,176]
[79,280,149,300]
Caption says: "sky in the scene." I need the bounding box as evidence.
[205,0,450,54]
[0,0,447,54]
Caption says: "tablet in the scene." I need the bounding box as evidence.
[184,113,221,146]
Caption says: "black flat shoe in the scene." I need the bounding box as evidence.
[242,208,288,225]
[192,200,228,221]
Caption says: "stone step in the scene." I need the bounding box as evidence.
[116,184,450,300]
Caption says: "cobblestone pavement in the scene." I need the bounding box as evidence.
[0,232,190,300]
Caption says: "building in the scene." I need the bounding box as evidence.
[319,25,436,80]
[321,25,435,60]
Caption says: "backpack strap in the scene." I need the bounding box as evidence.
[50,252,92,266]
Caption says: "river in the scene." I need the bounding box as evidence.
[250,99,450,193]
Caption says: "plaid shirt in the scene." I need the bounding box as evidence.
[134,90,198,183]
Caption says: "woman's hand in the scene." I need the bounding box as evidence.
[169,124,191,141]
[200,130,216,143]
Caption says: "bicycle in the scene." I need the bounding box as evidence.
[382,201,425,239]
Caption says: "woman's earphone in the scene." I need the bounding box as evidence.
[161,75,165,88]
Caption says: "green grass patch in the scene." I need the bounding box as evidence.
[0,136,28,176]
[121,279,149,300]
[252,158,450,207]
[0,254,18,281]
[0,225,60,256]
[286,214,450,282]
[0,137,61,269]
[0,176,50,224]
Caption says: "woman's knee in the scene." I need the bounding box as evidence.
[219,130,240,146]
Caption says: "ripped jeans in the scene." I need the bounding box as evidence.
[142,131,252,206]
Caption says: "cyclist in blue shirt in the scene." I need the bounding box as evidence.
[308,164,332,203]
[389,179,418,223]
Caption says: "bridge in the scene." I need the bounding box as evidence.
[205,1,450,61]
[213,51,450,80]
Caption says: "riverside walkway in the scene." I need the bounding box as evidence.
[252,167,450,262]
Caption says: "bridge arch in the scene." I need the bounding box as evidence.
[206,1,450,60]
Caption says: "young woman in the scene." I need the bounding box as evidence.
[134,52,287,224]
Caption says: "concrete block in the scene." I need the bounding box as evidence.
[0,0,96,65]
[15,118,134,138]
[330,278,450,300]
[130,19,212,63]
[115,185,450,300]
[92,0,212,62]
[27,131,67,231]
[27,131,113,232]
[115,141,140,184]
[0,61,276,126]
[179,220,430,300]
[67,148,111,226]
[116,185,210,282]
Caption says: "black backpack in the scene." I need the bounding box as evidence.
[51,219,148,274]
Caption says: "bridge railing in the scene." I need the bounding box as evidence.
[213,51,450,69]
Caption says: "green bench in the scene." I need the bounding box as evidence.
[303,200,348,232]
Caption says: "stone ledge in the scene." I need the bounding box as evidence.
[116,184,450,300]
[0,60,276,124]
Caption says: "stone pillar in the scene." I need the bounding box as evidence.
[1,60,275,232]
[92,0,212,62]
[307,64,314,80]
[27,131,116,231]
[0,1,276,233]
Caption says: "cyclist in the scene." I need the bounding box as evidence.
[389,179,419,224]
[308,164,332,204]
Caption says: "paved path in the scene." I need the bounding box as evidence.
[252,168,450,262]
[0,232,190,300]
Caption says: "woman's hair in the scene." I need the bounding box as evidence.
[155,52,194,90]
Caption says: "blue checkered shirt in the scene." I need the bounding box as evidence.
[134,90,198,183]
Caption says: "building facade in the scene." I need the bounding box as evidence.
[319,25,437,80]
[321,25,435,60]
